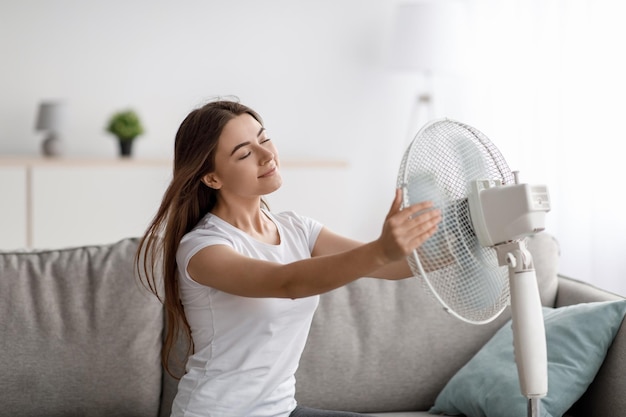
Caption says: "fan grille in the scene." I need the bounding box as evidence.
[397,119,515,324]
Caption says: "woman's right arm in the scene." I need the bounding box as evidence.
[186,190,441,299]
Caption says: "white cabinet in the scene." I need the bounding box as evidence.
[30,161,172,249]
[0,158,172,250]
[0,166,28,248]
[0,158,350,250]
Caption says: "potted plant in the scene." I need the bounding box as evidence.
[106,109,144,157]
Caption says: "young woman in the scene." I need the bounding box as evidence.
[137,99,441,417]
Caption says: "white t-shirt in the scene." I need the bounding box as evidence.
[172,210,323,417]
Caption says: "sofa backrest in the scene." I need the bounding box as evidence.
[294,233,560,412]
[0,233,560,416]
[0,238,164,417]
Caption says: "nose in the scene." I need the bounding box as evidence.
[260,147,274,165]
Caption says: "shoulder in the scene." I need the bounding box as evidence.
[269,210,322,236]
[183,213,234,243]
[268,210,323,252]
[177,213,235,267]
[270,210,321,229]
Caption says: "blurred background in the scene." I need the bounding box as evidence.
[1,0,625,295]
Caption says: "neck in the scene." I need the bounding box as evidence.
[211,196,274,240]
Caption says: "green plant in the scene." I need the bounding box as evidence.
[106,110,144,142]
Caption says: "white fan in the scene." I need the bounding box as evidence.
[397,119,551,417]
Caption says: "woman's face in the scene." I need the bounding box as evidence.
[204,113,282,200]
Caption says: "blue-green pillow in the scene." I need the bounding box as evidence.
[429,300,626,417]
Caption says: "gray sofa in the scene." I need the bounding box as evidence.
[0,233,624,417]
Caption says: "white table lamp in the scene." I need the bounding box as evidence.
[389,0,468,142]
[35,101,67,157]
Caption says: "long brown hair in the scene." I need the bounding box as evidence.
[136,99,263,377]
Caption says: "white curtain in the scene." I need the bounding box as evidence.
[452,0,626,295]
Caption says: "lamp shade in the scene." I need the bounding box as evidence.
[35,101,67,131]
[389,0,468,74]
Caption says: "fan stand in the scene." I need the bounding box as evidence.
[528,398,542,417]
[495,240,548,417]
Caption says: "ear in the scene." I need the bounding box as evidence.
[201,173,222,190]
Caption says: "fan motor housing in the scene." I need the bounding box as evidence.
[469,180,550,247]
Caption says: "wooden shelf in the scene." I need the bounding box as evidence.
[0,156,171,167]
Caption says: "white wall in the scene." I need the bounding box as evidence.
[0,0,423,242]
[0,1,398,158]
[2,0,626,295]
[462,0,626,297]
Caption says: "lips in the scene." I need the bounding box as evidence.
[258,166,277,178]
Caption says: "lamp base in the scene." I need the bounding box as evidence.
[42,134,63,157]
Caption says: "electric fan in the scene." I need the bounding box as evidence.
[397,119,551,417]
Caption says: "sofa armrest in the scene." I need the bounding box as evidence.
[555,275,623,307]
[556,275,626,417]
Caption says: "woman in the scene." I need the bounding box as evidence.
[137,99,441,417]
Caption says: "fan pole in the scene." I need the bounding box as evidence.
[495,240,548,417]
[528,397,541,417]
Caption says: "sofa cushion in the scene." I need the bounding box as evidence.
[295,233,559,412]
[429,300,626,417]
[0,239,163,417]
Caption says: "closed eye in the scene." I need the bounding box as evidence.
[237,138,271,160]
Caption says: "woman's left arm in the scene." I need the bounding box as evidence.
[312,227,412,280]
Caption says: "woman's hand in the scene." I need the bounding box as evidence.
[377,188,441,263]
